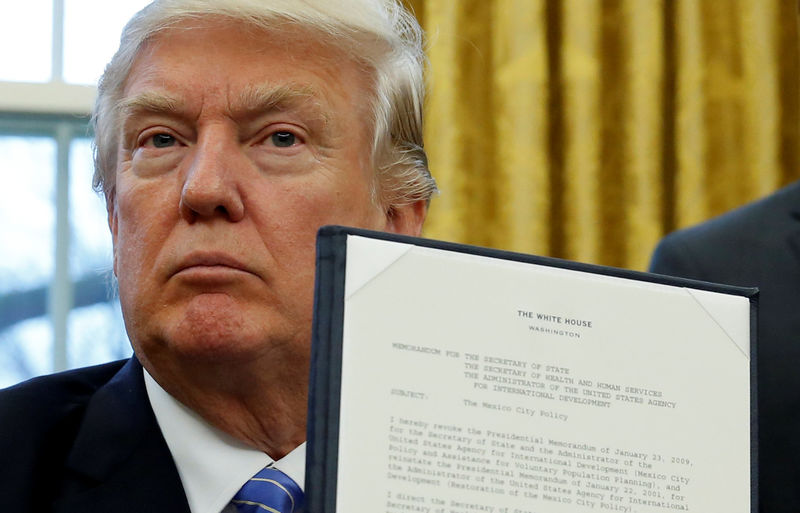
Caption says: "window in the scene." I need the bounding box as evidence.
[0,1,150,388]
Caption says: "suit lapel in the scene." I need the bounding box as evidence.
[53,358,190,513]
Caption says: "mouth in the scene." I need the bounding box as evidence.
[172,252,257,280]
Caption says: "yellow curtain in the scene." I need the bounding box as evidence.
[407,0,800,271]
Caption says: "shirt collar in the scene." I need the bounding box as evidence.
[143,369,306,513]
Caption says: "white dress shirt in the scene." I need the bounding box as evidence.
[144,370,306,513]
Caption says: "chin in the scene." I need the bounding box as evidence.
[130,292,310,369]
[146,298,269,359]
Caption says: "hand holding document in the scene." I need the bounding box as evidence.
[307,227,756,513]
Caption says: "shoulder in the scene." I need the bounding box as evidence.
[0,359,128,422]
[0,360,129,470]
[0,360,131,510]
[660,181,800,249]
[650,181,800,279]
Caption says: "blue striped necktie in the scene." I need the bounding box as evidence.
[232,466,304,513]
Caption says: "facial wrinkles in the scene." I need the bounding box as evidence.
[122,29,373,158]
[118,91,184,157]
[117,26,381,225]
[236,86,340,174]
[121,86,341,152]
[233,83,326,124]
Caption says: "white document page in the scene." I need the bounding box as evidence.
[335,235,751,513]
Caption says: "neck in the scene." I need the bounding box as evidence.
[142,352,309,459]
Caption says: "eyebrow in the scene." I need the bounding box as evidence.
[237,83,323,120]
[118,91,181,121]
[117,83,328,125]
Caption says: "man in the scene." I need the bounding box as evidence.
[649,181,800,513]
[0,1,436,511]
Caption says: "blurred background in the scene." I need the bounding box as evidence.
[1,0,799,387]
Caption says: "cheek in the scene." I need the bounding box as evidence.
[308,169,384,224]
[252,179,381,285]
[287,187,382,242]
[114,219,155,306]
[265,168,376,221]
[113,180,178,282]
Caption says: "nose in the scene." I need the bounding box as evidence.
[179,127,246,223]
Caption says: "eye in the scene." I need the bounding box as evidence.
[150,133,176,148]
[271,131,296,147]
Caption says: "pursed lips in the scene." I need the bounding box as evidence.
[171,252,257,279]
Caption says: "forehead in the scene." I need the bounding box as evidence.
[122,17,372,120]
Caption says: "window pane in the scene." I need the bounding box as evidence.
[0,317,53,388]
[0,136,56,388]
[68,137,130,369]
[67,301,131,369]
[63,0,152,85]
[69,138,112,277]
[0,137,56,289]
[0,1,53,82]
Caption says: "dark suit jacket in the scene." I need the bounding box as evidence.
[0,357,191,512]
[650,180,800,513]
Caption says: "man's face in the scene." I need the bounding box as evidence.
[110,19,423,374]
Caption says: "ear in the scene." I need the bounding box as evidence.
[383,199,428,237]
[106,189,119,277]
